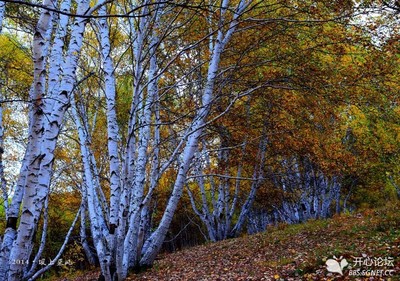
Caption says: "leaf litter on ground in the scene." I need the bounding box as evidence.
[56,202,400,281]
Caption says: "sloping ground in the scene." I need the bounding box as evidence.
[63,203,400,281]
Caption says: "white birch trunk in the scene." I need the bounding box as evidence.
[136,29,161,264]
[47,0,71,102]
[123,2,148,189]
[140,120,205,265]
[140,0,249,265]
[62,1,252,278]
[0,1,5,215]
[5,0,91,278]
[115,6,149,276]
[119,7,161,277]
[0,96,6,216]
[27,206,81,281]
[0,1,5,33]
[230,135,267,237]
[0,19,6,221]
[71,94,111,280]
[186,152,217,241]
[98,4,121,232]
[96,8,121,277]
[79,186,97,265]
[197,152,218,240]
[2,0,54,277]
[186,116,264,240]
[23,193,49,280]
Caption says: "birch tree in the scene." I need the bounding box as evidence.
[0,1,6,221]
[186,121,268,241]
[0,2,4,33]
[139,0,252,267]
[0,0,281,279]
[0,0,398,280]
[65,0,254,279]
[269,157,342,224]
[0,0,108,279]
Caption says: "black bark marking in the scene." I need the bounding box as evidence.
[109,223,116,235]
[22,208,33,216]
[6,217,18,230]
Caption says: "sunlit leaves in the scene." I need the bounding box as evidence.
[0,34,32,98]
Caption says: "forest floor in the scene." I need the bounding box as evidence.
[55,202,400,281]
